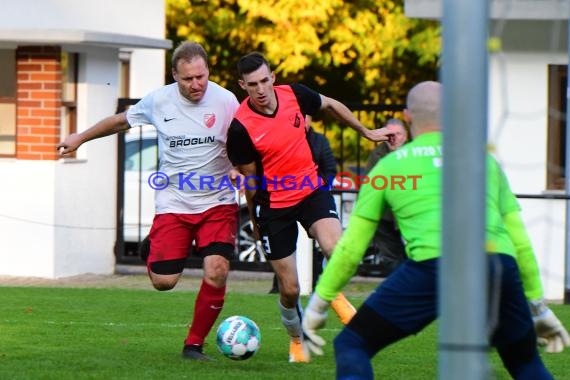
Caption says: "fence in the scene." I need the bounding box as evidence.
[112,99,570,295]
[113,99,409,274]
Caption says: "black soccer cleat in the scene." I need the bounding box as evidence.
[182,344,214,361]
[138,235,151,263]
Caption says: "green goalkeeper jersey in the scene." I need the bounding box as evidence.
[316,131,532,301]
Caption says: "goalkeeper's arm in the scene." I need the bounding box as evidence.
[503,211,570,353]
[303,214,377,352]
[503,211,543,300]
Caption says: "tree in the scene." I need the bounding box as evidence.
[165,0,440,166]
[166,0,439,103]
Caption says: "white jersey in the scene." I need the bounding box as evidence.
[126,81,240,214]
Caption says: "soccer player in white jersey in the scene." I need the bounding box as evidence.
[58,42,240,361]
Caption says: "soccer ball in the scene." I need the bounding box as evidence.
[216,315,261,360]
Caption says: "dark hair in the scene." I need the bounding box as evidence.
[171,41,208,71]
[237,52,271,78]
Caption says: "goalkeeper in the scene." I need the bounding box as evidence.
[303,81,562,379]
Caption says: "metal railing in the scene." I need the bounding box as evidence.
[113,99,569,280]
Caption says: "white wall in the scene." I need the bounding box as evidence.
[0,0,166,95]
[0,161,56,277]
[129,49,165,97]
[489,52,566,193]
[518,199,566,301]
[0,47,121,278]
[0,0,166,278]
[0,0,164,37]
[53,46,121,277]
[489,47,568,301]
[403,2,569,301]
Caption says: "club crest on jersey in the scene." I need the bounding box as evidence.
[290,113,301,128]
[204,113,216,128]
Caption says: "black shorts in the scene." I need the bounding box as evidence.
[254,188,338,260]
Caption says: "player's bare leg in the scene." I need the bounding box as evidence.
[141,230,231,361]
[271,254,310,363]
[148,272,182,290]
[140,235,184,291]
[309,218,357,324]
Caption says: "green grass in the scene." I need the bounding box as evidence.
[0,285,568,379]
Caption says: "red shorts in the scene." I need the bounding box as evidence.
[148,204,238,265]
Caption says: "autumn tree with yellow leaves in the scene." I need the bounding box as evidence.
[166,0,439,102]
[166,0,440,168]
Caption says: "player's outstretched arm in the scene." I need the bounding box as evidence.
[57,111,130,156]
[503,211,543,301]
[303,215,377,355]
[319,95,391,142]
[503,210,570,353]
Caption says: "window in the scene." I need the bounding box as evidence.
[119,50,131,98]
[546,64,567,190]
[0,49,16,156]
[61,51,78,156]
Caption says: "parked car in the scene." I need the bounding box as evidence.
[122,126,266,262]
[123,125,157,244]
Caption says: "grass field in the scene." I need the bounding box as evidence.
[0,275,569,380]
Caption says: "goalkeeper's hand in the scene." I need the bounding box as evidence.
[302,293,329,355]
[529,299,570,353]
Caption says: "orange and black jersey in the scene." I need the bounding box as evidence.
[227,84,322,208]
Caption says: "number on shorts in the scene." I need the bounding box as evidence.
[261,235,271,254]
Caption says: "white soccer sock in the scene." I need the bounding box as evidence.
[278,300,303,338]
